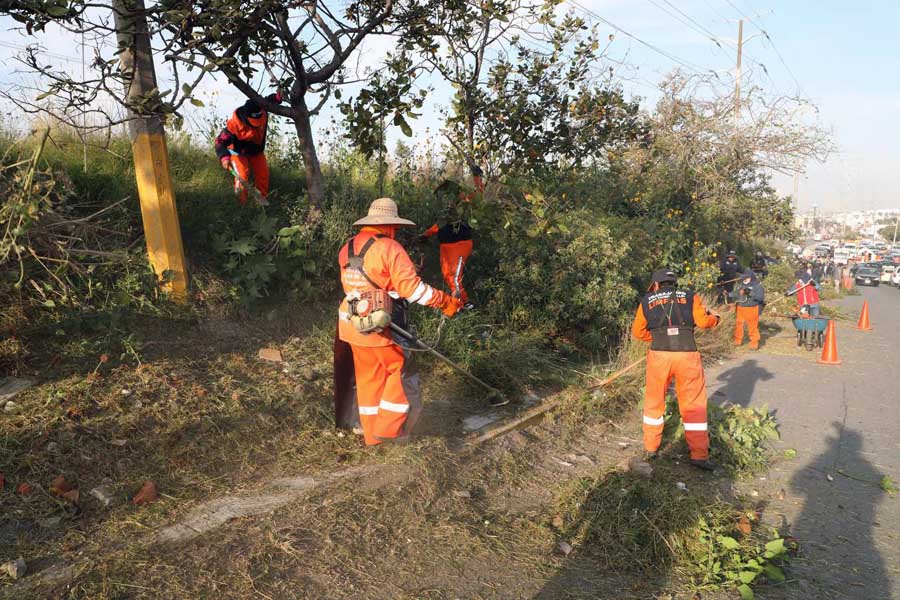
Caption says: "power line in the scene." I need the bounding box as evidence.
[653,0,732,50]
[0,40,82,64]
[721,0,808,98]
[566,0,711,75]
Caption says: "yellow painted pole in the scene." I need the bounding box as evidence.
[112,0,188,301]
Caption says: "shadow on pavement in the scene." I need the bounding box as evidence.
[713,359,774,407]
[786,423,890,599]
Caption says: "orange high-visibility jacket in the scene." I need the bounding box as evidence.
[338,227,448,347]
[632,291,718,343]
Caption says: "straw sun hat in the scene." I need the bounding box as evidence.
[353,197,416,227]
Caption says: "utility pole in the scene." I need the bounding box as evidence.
[792,172,800,209]
[112,0,188,301]
[734,19,743,118]
[892,214,899,249]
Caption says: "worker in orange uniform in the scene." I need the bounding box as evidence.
[418,165,484,309]
[631,269,721,470]
[338,197,462,446]
[214,92,283,205]
[733,270,765,349]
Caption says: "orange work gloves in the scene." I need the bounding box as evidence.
[439,295,463,318]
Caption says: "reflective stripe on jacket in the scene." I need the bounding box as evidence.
[338,227,447,347]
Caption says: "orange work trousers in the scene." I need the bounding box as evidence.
[439,239,473,303]
[642,350,709,460]
[231,152,269,204]
[734,305,760,349]
[350,340,421,446]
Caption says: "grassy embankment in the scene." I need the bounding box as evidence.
[2,130,802,598]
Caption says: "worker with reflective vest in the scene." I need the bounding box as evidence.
[418,165,484,309]
[733,270,765,349]
[338,198,462,445]
[214,92,282,205]
[789,271,821,317]
[632,269,721,470]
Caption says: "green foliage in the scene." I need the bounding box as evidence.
[709,404,780,476]
[692,517,789,598]
[552,472,791,599]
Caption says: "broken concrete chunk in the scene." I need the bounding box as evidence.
[90,483,117,508]
[39,516,62,529]
[452,490,472,499]
[258,348,283,362]
[0,377,33,402]
[1,557,27,580]
[622,458,653,477]
[556,541,573,556]
[4,401,20,414]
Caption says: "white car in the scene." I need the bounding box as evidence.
[880,264,895,283]
[892,268,900,287]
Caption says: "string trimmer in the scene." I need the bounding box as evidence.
[388,322,509,407]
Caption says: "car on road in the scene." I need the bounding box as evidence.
[891,268,900,287]
[855,266,881,287]
[880,264,895,283]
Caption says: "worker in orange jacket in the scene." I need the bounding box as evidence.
[418,165,484,309]
[733,270,765,349]
[214,92,282,205]
[338,197,462,446]
[632,269,721,470]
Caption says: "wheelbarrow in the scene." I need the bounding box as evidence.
[791,315,828,350]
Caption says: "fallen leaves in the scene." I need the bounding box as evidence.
[133,481,158,505]
[737,514,752,536]
[17,482,33,496]
[0,473,4,492]
[258,348,283,363]
[50,475,79,504]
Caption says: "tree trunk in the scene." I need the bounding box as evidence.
[292,98,325,221]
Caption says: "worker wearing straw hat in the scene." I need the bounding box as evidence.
[336,198,462,445]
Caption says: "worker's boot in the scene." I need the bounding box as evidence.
[644,450,660,461]
[690,458,717,472]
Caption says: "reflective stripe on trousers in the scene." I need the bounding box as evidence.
[439,240,473,303]
[642,349,709,460]
[349,336,420,445]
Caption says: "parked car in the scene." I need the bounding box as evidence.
[855,266,881,287]
[891,268,900,287]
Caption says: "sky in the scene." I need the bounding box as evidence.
[2,0,898,213]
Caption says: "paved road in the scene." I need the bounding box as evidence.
[706,284,900,600]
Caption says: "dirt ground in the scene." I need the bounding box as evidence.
[6,287,892,599]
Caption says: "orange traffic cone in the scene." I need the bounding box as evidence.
[817,320,842,365]
[855,300,872,331]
